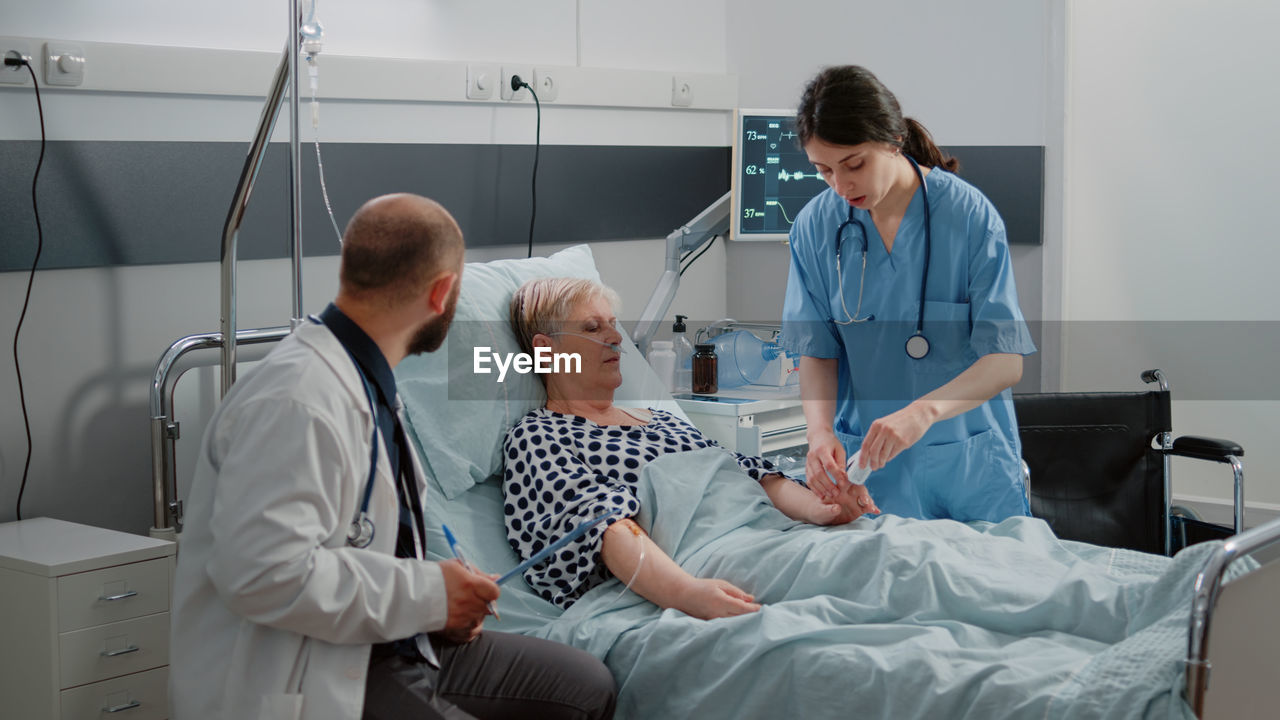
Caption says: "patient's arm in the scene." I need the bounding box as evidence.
[601,518,761,620]
[760,473,866,524]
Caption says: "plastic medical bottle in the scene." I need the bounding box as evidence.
[648,340,677,392]
[671,314,694,393]
[691,343,718,394]
[712,330,784,388]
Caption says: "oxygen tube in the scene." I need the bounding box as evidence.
[548,332,624,353]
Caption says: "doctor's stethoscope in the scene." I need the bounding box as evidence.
[833,154,933,360]
[308,315,419,551]
[345,365,382,549]
[345,365,427,555]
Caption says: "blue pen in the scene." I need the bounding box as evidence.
[442,524,500,620]
[496,508,621,586]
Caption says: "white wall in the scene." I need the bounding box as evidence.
[1062,0,1280,512]
[0,0,731,532]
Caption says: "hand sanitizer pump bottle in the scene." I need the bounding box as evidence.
[672,314,694,393]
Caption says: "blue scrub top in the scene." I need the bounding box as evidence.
[780,168,1036,522]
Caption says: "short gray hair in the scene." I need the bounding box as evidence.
[509,277,621,356]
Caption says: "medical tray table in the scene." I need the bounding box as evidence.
[675,385,807,457]
[0,517,176,719]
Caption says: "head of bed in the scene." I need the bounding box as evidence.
[395,244,685,631]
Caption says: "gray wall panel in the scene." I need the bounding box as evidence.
[0,141,1043,272]
[945,145,1045,246]
[0,142,732,271]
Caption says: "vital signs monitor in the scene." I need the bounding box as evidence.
[731,109,828,241]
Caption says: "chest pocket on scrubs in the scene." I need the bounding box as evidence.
[917,300,975,377]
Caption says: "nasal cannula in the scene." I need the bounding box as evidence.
[548,332,623,353]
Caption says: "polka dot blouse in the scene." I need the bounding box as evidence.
[502,407,780,609]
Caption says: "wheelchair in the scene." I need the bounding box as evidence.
[1014,369,1245,556]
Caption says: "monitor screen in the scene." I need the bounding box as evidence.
[731,109,829,241]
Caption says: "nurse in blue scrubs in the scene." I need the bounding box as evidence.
[781,65,1037,522]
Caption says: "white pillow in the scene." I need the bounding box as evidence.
[396,244,685,500]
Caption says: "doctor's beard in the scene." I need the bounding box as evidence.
[407,282,460,356]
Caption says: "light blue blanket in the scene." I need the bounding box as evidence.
[505,448,1205,720]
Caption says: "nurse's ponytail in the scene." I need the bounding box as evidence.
[797,65,959,172]
[902,117,959,173]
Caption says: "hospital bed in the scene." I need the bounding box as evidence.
[388,244,1280,719]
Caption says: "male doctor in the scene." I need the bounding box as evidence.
[171,194,617,720]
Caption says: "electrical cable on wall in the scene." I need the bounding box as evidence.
[510,75,542,258]
[6,57,46,521]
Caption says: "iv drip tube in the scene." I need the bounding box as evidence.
[288,0,304,327]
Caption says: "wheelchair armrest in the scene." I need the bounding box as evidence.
[1168,435,1244,463]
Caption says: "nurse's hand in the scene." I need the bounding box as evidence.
[804,430,847,502]
[861,403,934,471]
[440,559,500,643]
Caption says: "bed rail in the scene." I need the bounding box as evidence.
[1185,514,1280,716]
[149,328,289,536]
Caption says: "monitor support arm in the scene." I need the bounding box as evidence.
[632,191,731,355]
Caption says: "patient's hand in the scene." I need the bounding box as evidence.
[832,481,880,519]
[676,578,762,620]
[800,498,860,526]
[760,473,869,526]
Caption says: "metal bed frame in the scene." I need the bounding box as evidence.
[1185,515,1280,717]
[144,3,1280,714]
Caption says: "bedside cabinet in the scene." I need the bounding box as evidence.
[0,517,176,719]
[675,385,807,457]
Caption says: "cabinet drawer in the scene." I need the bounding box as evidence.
[60,613,170,689]
[59,666,168,720]
[757,406,807,455]
[58,558,170,632]
[760,426,807,455]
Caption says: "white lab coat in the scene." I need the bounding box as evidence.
[170,322,447,720]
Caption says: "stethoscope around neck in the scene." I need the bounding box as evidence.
[833,153,933,360]
[307,314,403,551]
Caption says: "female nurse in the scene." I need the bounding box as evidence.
[781,65,1037,522]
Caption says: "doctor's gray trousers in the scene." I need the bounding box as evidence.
[363,630,617,720]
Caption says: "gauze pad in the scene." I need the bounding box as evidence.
[845,450,871,486]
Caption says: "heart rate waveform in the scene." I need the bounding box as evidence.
[738,113,828,236]
[778,170,823,182]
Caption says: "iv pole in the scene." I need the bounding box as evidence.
[221,0,307,394]
[149,0,308,536]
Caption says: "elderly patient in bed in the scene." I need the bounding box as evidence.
[502,276,888,619]
[493,277,1220,718]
